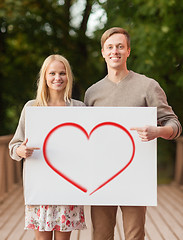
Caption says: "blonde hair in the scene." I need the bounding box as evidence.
[101,27,130,49]
[34,54,73,106]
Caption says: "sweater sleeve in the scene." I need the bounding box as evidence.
[146,80,182,139]
[84,89,89,106]
[84,88,93,106]
[9,100,35,161]
[9,106,26,161]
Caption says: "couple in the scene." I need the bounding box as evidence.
[9,27,181,240]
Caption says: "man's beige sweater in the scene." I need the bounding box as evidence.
[84,71,181,139]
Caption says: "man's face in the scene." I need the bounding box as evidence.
[102,33,130,70]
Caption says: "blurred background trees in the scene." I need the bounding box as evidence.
[0,0,104,134]
[0,0,182,182]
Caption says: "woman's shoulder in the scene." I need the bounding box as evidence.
[19,100,36,116]
[24,99,36,107]
[70,99,85,106]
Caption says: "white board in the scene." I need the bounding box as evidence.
[24,107,157,206]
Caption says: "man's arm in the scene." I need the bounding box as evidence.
[146,80,182,139]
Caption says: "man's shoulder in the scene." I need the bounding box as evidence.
[130,71,153,81]
[70,99,85,106]
[130,71,159,87]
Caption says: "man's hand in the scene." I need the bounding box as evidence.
[130,126,159,142]
[16,138,40,158]
[130,125,174,142]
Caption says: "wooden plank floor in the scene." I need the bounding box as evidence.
[0,184,183,240]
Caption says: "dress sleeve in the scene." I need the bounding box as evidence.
[146,80,182,139]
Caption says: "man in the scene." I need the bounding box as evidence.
[84,27,182,240]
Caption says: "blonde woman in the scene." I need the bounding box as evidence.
[9,54,86,240]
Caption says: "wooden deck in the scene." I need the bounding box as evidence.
[0,184,183,240]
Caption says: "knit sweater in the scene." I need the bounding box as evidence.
[9,99,85,161]
[84,70,181,139]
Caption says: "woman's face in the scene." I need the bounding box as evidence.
[45,60,68,93]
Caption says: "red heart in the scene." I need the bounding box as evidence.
[43,122,135,195]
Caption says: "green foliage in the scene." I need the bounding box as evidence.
[157,138,176,184]
[0,0,103,134]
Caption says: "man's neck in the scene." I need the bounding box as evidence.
[108,68,129,83]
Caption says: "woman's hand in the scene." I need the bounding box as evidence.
[16,138,40,158]
[130,125,174,142]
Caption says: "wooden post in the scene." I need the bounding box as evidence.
[0,143,7,199]
[175,136,183,185]
[0,135,22,202]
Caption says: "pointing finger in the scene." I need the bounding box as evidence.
[130,127,143,131]
[27,147,40,151]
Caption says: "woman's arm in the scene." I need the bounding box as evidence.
[9,104,26,161]
[9,100,39,160]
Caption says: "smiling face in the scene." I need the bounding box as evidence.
[102,33,130,71]
[45,60,68,94]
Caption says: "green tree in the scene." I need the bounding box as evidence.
[0,0,103,134]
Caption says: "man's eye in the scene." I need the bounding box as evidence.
[119,45,123,49]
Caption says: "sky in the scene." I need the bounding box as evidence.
[70,0,107,37]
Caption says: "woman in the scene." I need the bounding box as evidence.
[9,54,87,240]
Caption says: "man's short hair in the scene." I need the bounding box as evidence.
[101,27,130,49]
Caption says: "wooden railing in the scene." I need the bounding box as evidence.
[0,135,182,204]
[175,136,183,185]
[0,135,22,203]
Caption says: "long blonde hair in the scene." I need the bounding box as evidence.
[34,54,73,106]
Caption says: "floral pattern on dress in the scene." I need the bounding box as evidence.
[25,205,87,232]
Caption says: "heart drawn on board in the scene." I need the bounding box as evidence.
[43,122,135,195]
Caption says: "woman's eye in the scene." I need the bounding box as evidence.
[50,72,55,75]
[60,72,66,76]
